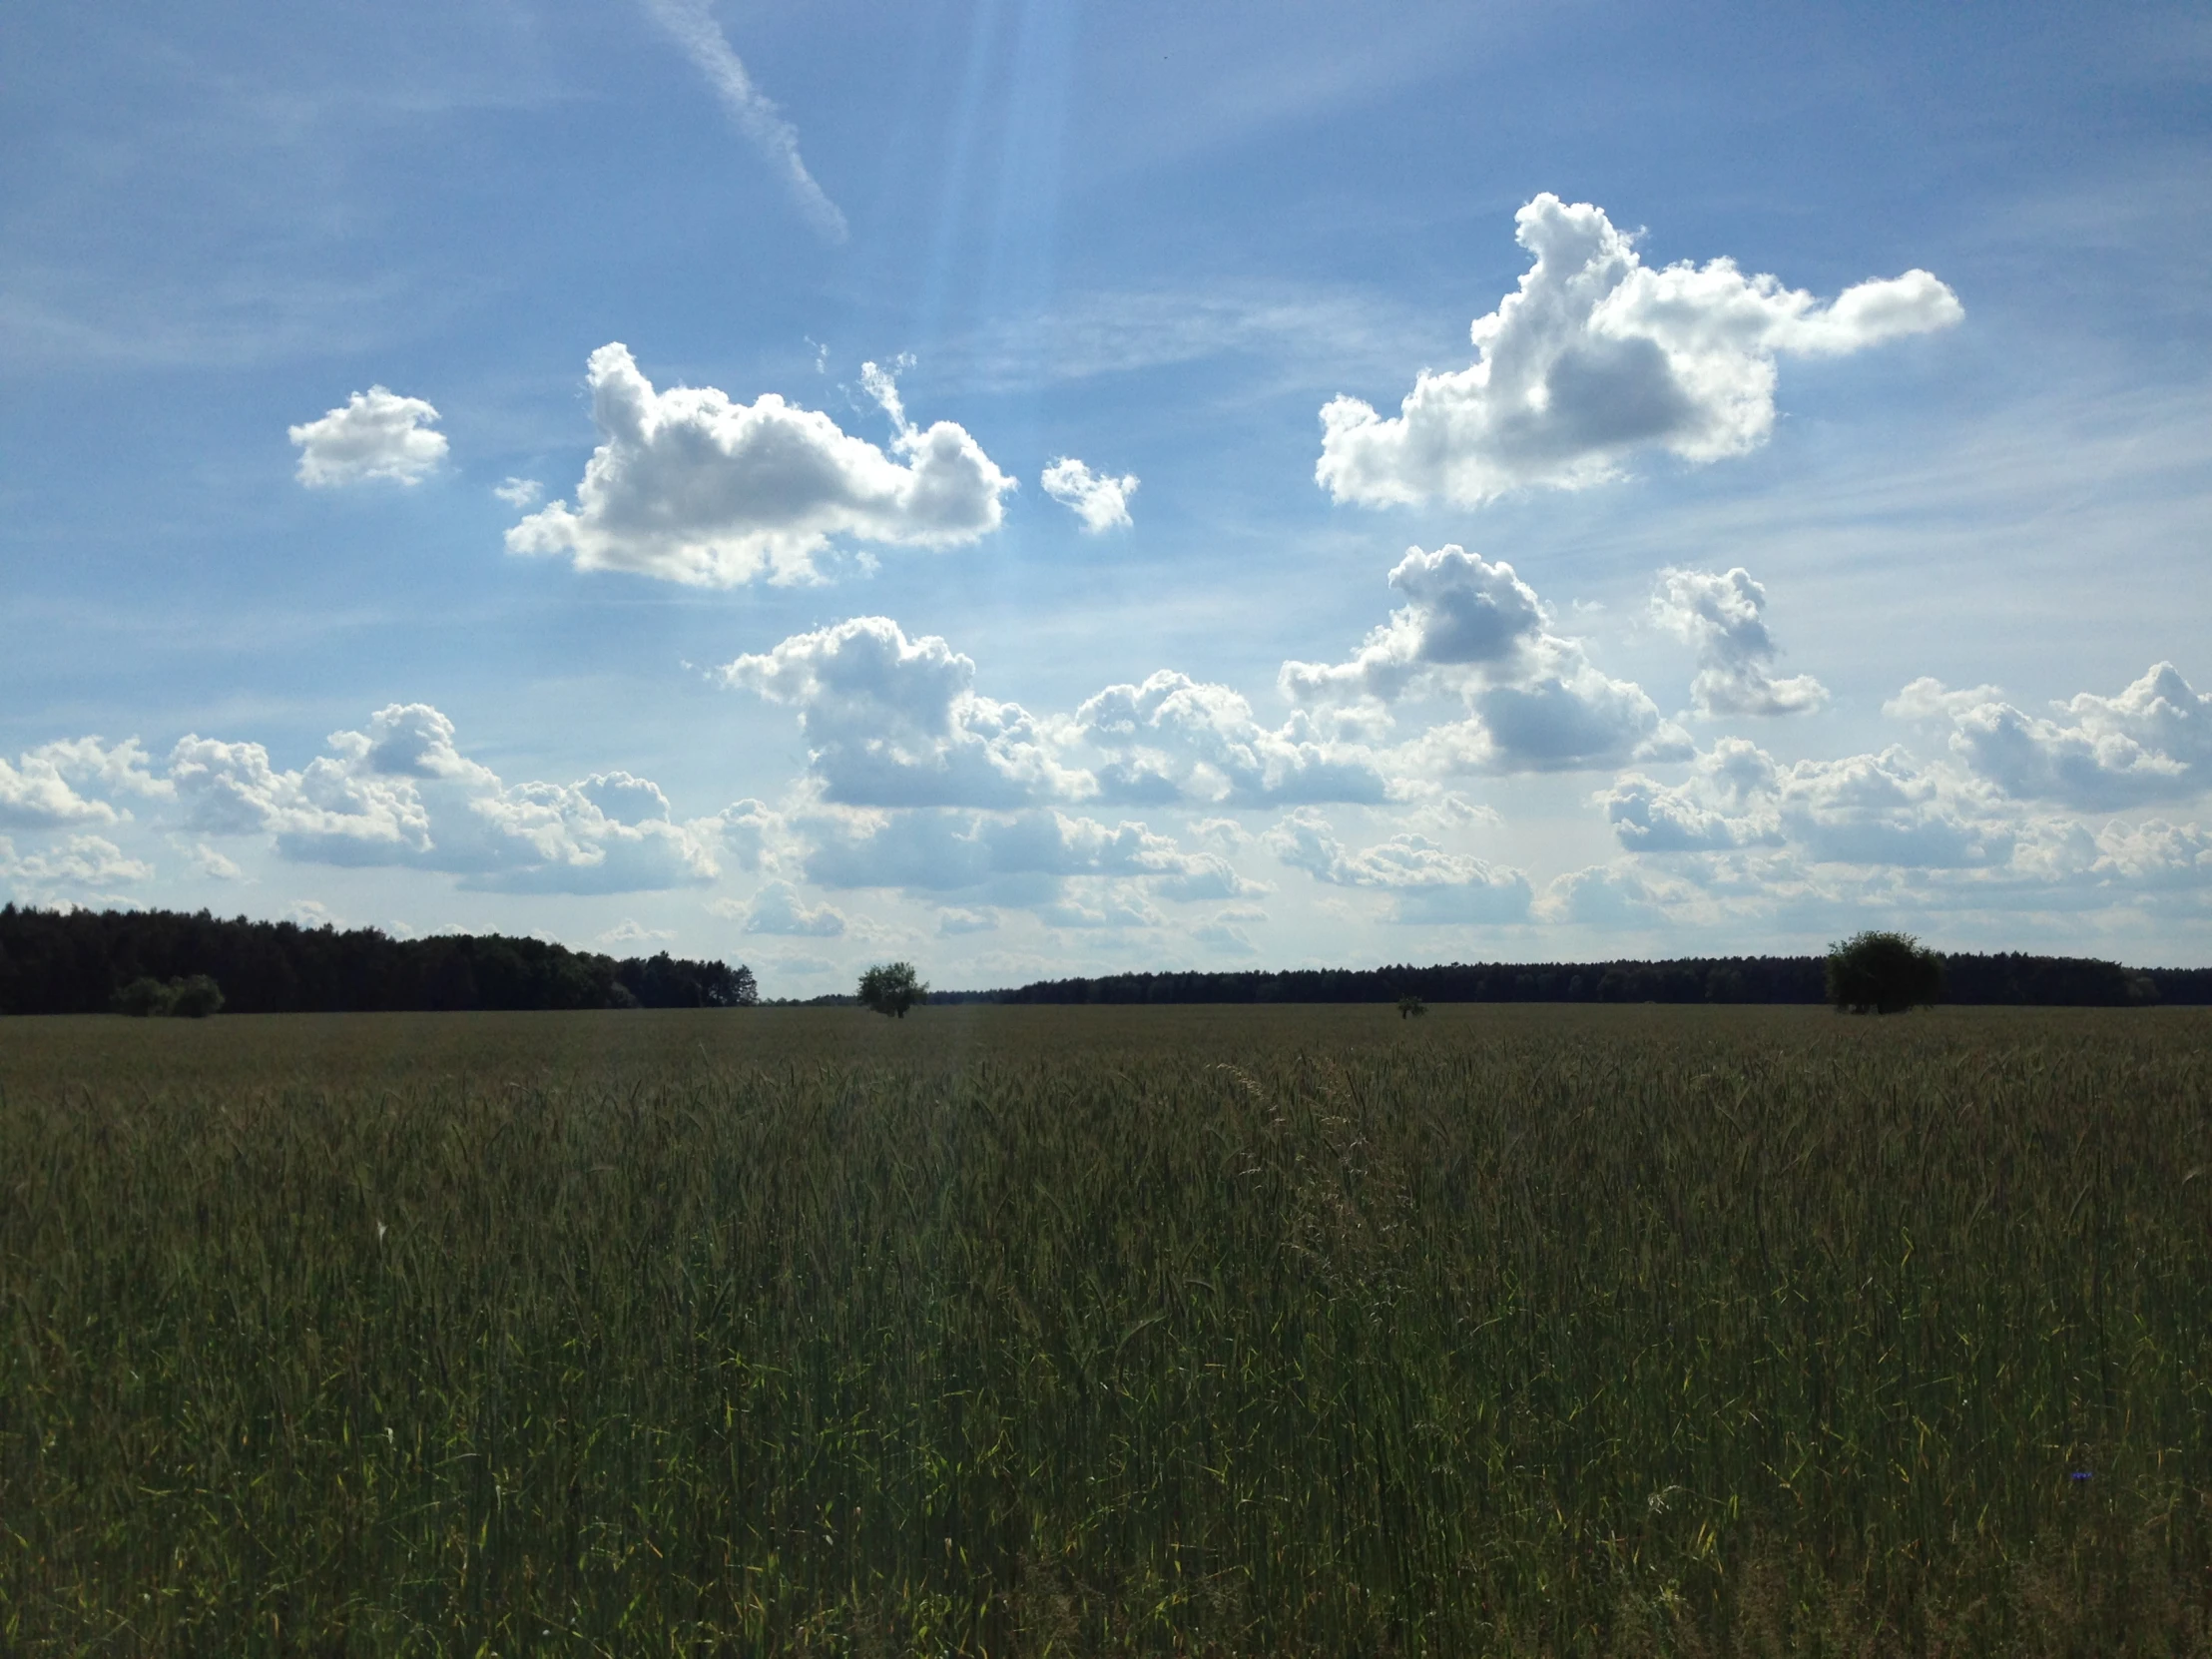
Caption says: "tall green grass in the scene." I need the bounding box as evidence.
[2,1006,2208,1654]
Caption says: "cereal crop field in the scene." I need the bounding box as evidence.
[2,1005,2209,1655]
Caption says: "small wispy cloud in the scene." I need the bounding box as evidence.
[1042,457,1139,532]
[640,0,848,244]
[931,282,1436,396]
[289,386,447,487]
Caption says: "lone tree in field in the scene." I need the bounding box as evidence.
[1826,930,1944,1014]
[857,961,927,1019]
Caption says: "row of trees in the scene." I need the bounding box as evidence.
[1819,931,2167,1013]
[7,905,2196,1019]
[979,944,2203,1009]
[861,934,2171,1018]
[0,906,756,1015]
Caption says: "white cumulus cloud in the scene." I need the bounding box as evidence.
[1041,456,1139,531]
[1078,671,1392,806]
[1903,664,2212,810]
[1652,567,1827,717]
[801,808,1256,912]
[1536,863,1684,927]
[1884,677,2004,722]
[727,614,1397,815]
[723,617,1086,808]
[1266,808,1530,923]
[289,386,448,487]
[935,905,998,935]
[493,477,543,508]
[168,704,733,893]
[1603,740,2010,869]
[184,841,245,880]
[1191,905,1266,954]
[1,833,154,900]
[1040,884,1166,930]
[1281,544,1550,704]
[1602,764,1783,854]
[2086,819,2212,890]
[1316,193,1961,506]
[1411,792,1503,832]
[0,737,165,829]
[1782,748,2004,867]
[741,879,847,937]
[1285,544,1690,774]
[507,344,1015,587]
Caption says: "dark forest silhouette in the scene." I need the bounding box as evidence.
[946,954,2200,1008]
[3,905,2204,1013]
[0,906,754,1014]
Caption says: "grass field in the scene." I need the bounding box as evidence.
[2,1004,2209,1655]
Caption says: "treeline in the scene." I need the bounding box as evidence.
[0,906,756,1015]
[9,904,2205,1014]
[986,953,2211,1007]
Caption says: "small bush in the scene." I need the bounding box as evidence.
[113,977,177,1017]
[168,974,225,1018]
[112,974,224,1018]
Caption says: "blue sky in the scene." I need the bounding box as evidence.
[5,0,2211,990]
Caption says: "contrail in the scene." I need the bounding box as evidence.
[640,0,849,244]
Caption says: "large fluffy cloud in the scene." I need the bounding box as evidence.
[1778,750,2010,867]
[1603,740,2009,868]
[726,616,1391,811]
[722,617,1087,808]
[801,807,1262,913]
[0,738,165,829]
[1316,194,1962,506]
[1601,739,1784,851]
[1895,664,2212,810]
[1077,672,1392,806]
[1536,863,1687,928]
[289,387,447,487]
[1280,544,1549,703]
[738,879,848,937]
[0,833,154,902]
[2082,819,2212,891]
[1403,677,1690,777]
[1283,544,1689,773]
[1266,808,1530,923]
[168,704,731,892]
[507,345,1015,586]
[1652,567,1827,717]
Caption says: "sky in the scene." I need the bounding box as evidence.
[4,0,2212,993]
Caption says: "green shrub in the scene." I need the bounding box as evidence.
[112,974,224,1018]
[167,974,224,1018]
[1827,928,1944,1013]
[112,976,177,1017]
